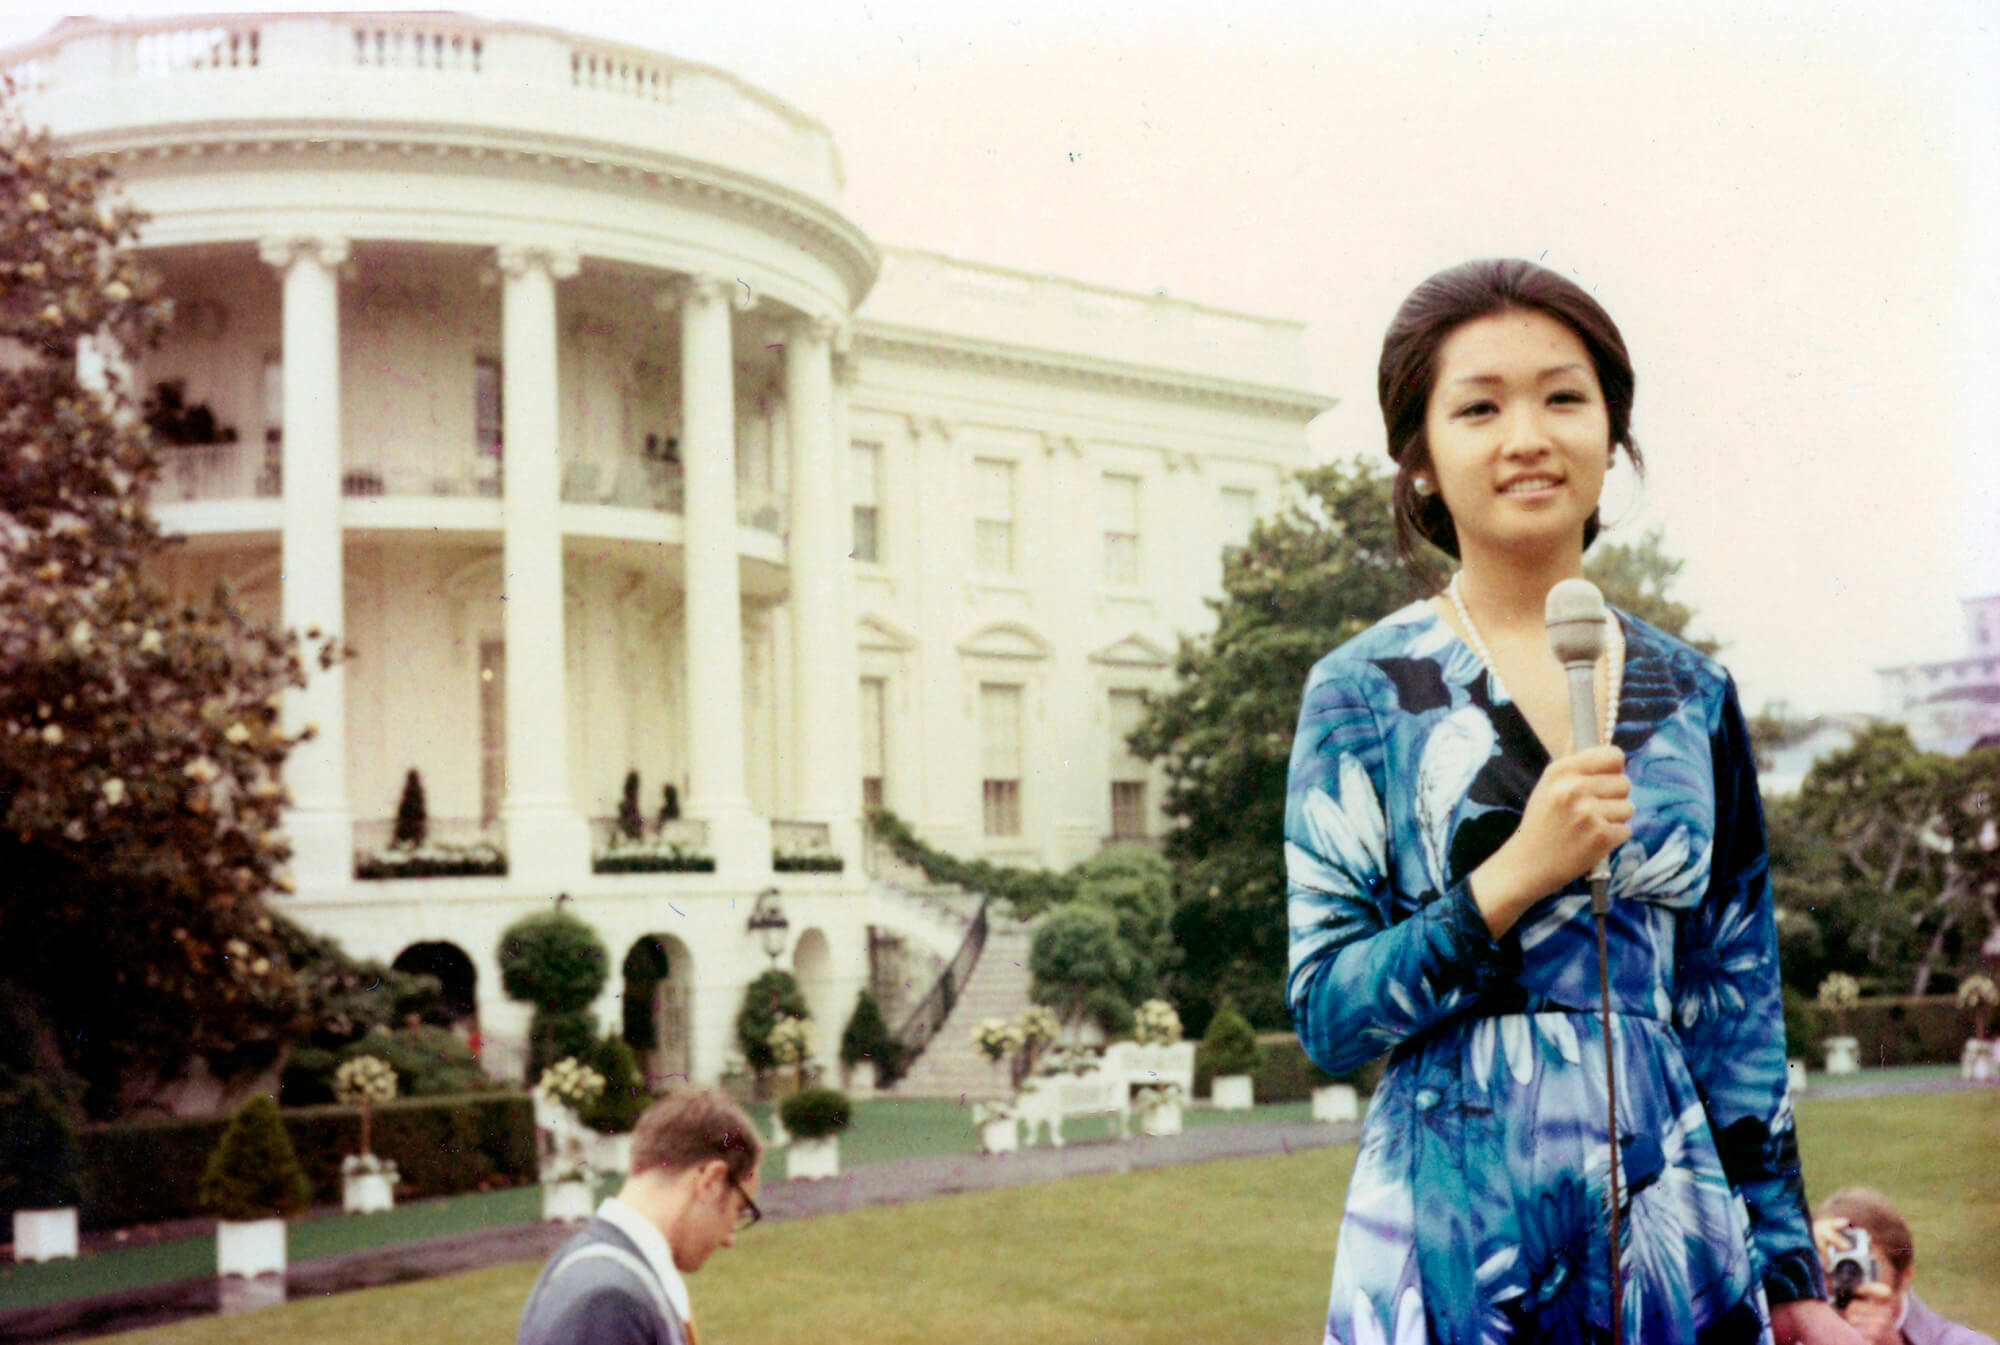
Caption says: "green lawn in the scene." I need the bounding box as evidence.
[62,1089,1999,1345]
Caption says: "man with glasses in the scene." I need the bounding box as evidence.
[518,1090,764,1345]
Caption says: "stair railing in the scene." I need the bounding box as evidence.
[889,895,991,1069]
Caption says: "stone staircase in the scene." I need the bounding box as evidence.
[889,909,1037,1102]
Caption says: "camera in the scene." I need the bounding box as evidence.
[1825,1225,1881,1312]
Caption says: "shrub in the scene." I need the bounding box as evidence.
[529,1009,601,1082]
[0,1073,86,1212]
[1782,985,1824,1067]
[616,769,644,841]
[1201,999,1261,1079]
[1084,987,1135,1038]
[736,970,810,1076]
[197,1095,310,1221]
[499,910,610,1016]
[346,1025,487,1098]
[579,1036,649,1136]
[839,990,903,1082]
[392,768,428,847]
[778,1087,852,1141]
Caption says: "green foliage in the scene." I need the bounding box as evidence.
[778,1087,852,1140]
[736,970,810,1075]
[1583,527,1720,654]
[529,1008,600,1082]
[0,96,337,1118]
[0,1073,86,1212]
[1201,1000,1262,1078]
[346,1025,486,1099]
[1072,846,1177,1001]
[868,809,1074,914]
[197,1094,310,1221]
[839,990,900,1082]
[1190,1031,1373,1104]
[1028,905,1137,1032]
[1084,987,1135,1038]
[392,768,428,847]
[616,769,643,841]
[1782,986,1824,1067]
[497,910,609,1015]
[578,1035,648,1136]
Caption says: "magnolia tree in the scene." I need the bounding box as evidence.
[0,88,335,1115]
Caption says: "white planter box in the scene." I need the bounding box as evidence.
[1822,1036,1861,1075]
[587,1132,632,1176]
[1139,1103,1183,1137]
[215,1217,287,1278]
[1964,1040,1996,1082]
[846,1060,878,1099]
[541,1178,597,1223]
[342,1168,396,1214]
[1211,1074,1255,1111]
[787,1135,840,1181]
[1786,1059,1809,1095]
[1312,1084,1359,1123]
[980,1116,1020,1154]
[11,1208,78,1262]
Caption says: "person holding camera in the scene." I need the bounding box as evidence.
[1813,1188,1994,1345]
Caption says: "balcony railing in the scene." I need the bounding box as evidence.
[773,819,840,873]
[154,441,278,501]
[562,456,683,512]
[591,816,714,874]
[352,816,506,880]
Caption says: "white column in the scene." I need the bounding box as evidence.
[497,244,590,883]
[785,316,864,866]
[259,234,352,893]
[675,275,768,874]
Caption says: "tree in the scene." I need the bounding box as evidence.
[1130,461,1721,1034]
[735,969,809,1077]
[1071,845,1177,1003]
[392,768,428,848]
[0,89,333,1116]
[616,768,643,841]
[1028,905,1137,1035]
[498,909,610,1081]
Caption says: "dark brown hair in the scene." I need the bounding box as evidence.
[1817,1187,1916,1282]
[1377,258,1643,585]
[631,1088,763,1183]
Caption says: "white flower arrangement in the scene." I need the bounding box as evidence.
[970,1097,1020,1126]
[1131,1081,1186,1114]
[766,1014,813,1067]
[1816,973,1860,1012]
[1957,975,1999,1010]
[972,1017,1024,1064]
[1037,1044,1102,1076]
[1016,1006,1060,1050]
[1132,998,1184,1046]
[341,1152,399,1177]
[332,1055,398,1107]
[537,1057,607,1113]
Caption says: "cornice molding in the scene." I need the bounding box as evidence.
[76,125,880,305]
[853,323,1335,422]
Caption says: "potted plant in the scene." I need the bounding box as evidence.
[198,1094,310,1278]
[536,1056,607,1221]
[767,1014,814,1094]
[576,1035,649,1173]
[1014,1006,1059,1086]
[332,1055,399,1214]
[735,970,809,1101]
[392,768,428,848]
[1203,1000,1261,1110]
[1958,975,1998,1081]
[1816,973,1861,1075]
[971,1096,1021,1153]
[1133,1081,1186,1137]
[839,989,898,1096]
[778,1087,851,1180]
[2,1073,85,1262]
[972,1016,1025,1087]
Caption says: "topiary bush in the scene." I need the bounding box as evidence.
[736,970,810,1076]
[0,1073,87,1213]
[578,1035,649,1135]
[1201,999,1261,1079]
[343,1025,487,1098]
[778,1087,852,1141]
[839,989,903,1084]
[392,768,428,847]
[197,1095,310,1222]
[498,911,610,1017]
[529,1008,601,1082]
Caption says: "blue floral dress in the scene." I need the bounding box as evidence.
[1286,601,1825,1344]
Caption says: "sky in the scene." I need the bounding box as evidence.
[3,0,1994,718]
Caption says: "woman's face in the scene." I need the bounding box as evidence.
[1421,307,1612,568]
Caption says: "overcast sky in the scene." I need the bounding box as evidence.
[5,0,1995,718]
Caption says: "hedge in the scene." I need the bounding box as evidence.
[1194,1032,1387,1103]
[75,1092,534,1230]
[1791,994,1969,1069]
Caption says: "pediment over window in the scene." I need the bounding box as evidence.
[858,613,918,652]
[1088,633,1172,669]
[958,622,1051,661]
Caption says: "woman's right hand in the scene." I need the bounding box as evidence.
[1468,744,1633,938]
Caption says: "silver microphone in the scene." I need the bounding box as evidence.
[1545,578,1612,912]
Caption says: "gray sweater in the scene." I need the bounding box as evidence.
[516,1218,688,1345]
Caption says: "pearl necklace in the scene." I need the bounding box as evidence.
[1447,571,1623,746]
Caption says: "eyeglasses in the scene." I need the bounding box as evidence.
[729,1177,762,1233]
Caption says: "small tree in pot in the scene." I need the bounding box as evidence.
[392,769,428,848]
[1,1072,86,1262]
[839,989,899,1092]
[778,1086,852,1181]
[198,1095,310,1277]
[332,1055,398,1213]
[1202,999,1261,1110]
[1816,973,1861,1074]
[1958,974,1998,1081]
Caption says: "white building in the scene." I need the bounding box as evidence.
[6,13,1328,1089]
[1877,595,2000,756]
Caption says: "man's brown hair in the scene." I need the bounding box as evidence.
[1818,1187,1916,1281]
[629,1089,763,1183]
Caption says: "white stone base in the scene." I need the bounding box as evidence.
[11,1208,78,1262]
[1312,1084,1359,1122]
[1822,1036,1861,1075]
[215,1217,287,1279]
[1963,1039,1996,1082]
[542,1178,597,1222]
[342,1169,395,1214]
[980,1116,1020,1153]
[787,1136,840,1180]
[1211,1074,1255,1111]
[1139,1103,1183,1137]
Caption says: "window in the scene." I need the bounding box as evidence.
[852,442,882,563]
[1103,472,1140,585]
[1108,689,1148,840]
[973,458,1016,577]
[859,675,888,812]
[980,682,1023,836]
[1220,487,1256,557]
[474,356,503,459]
[479,639,506,827]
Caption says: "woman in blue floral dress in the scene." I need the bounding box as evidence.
[1285,260,1858,1345]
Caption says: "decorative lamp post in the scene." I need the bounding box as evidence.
[748,887,789,964]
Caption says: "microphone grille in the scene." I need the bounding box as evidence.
[1545,578,1608,664]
